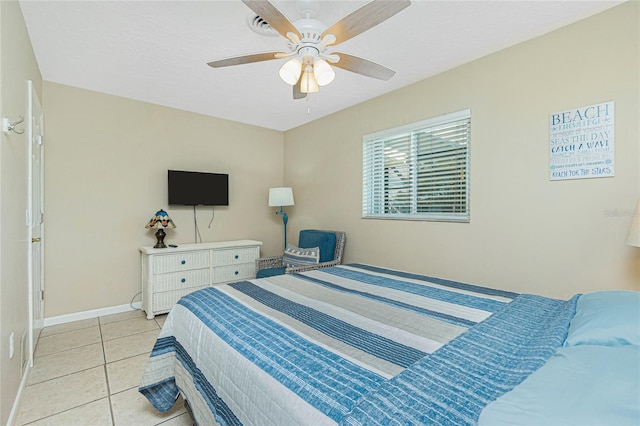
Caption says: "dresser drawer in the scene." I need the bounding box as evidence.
[152,286,207,313]
[153,268,210,292]
[213,263,255,284]
[153,251,209,274]
[212,247,258,265]
[141,240,262,319]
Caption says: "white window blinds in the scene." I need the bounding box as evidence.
[362,109,470,222]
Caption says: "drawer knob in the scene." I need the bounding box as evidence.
[181,260,186,265]
[181,278,186,283]
[235,270,239,275]
[234,255,239,259]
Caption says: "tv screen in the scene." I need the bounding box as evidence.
[168,170,229,206]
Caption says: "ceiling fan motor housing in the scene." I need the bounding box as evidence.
[288,18,327,55]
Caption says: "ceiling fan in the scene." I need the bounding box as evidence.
[207,0,411,99]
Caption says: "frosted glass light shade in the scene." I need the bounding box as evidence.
[313,59,335,86]
[300,68,319,93]
[626,198,640,247]
[268,187,294,207]
[279,58,302,85]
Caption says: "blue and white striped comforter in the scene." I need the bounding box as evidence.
[139,264,575,425]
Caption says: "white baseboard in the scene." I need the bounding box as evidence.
[43,301,143,327]
[7,357,32,426]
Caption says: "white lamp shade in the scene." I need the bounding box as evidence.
[279,58,302,85]
[313,58,335,86]
[626,198,640,247]
[269,187,294,207]
[300,67,319,93]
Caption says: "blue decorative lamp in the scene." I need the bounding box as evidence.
[269,187,294,250]
[145,209,176,248]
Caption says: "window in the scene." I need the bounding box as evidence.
[362,109,470,222]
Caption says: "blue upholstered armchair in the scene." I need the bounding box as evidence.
[255,230,346,278]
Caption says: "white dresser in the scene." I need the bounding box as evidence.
[140,240,262,319]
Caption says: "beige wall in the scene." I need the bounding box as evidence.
[283,2,640,299]
[0,1,43,423]
[42,83,285,317]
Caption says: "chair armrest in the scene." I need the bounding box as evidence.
[256,255,284,272]
[285,259,340,274]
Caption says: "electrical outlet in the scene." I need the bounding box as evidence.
[9,332,15,359]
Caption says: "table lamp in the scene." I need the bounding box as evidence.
[269,187,294,250]
[145,209,176,248]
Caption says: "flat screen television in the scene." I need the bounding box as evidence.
[168,170,229,206]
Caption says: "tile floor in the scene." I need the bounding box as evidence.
[15,310,192,426]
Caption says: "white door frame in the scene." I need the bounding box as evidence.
[27,80,45,366]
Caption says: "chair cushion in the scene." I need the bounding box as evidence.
[283,244,320,268]
[298,230,337,263]
[256,267,286,278]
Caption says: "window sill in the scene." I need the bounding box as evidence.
[362,214,470,223]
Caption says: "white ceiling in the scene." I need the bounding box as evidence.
[19,0,623,131]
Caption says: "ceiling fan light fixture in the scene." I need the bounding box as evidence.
[300,66,319,93]
[209,0,410,99]
[279,58,302,85]
[313,58,335,86]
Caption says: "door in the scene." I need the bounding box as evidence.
[28,80,44,365]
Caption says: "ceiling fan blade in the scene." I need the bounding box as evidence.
[321,0,410,45]
[293,69,306,99]
[331,53,396,80]
[293,84,307,100]
[241,0,301,39]
[207,52,282,68]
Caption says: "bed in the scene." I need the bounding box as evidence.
[139,264,640,425]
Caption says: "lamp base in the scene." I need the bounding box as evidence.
[154,228,167,248]
[276,208,289,251]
